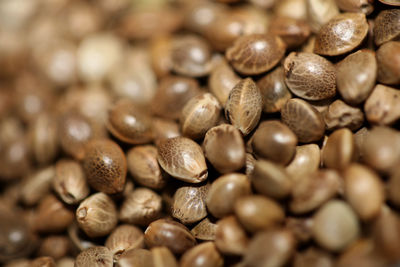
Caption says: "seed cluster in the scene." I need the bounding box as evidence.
[0,0,400,266]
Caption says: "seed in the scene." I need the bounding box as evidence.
[215,216,249,255]
[180,242,223,267]
[286,144,321,178]
[172,184,209,224]
[191,218,217,241]
[206,173,251,218]
[31,256,55,267]
[245,153,256,176]
[150,35,173,78]
[21,166,55,206]
[203,124,246,173]
[293,248,334,267]
[306,0,339,33]
[378,0,400,5]
[38,236,70,260]
[388,170,400,208]
[83,139,127,194]
[281,98,325,143]
[275,0,307,20]
[116,249,153,267]
[376,41,400,85]
[343,164,385,221]
[335,0,373,14]
[225,78,263,136]
[107,99,153,144]
[322,128,356,170]
[151,246,178,267]
[183,1,226,35]
[269,16,311,48]
[144,219,197,254]
[119,188,162,226]
[286,216,314,244]
[75,246,113,267]
[76,192,118,237]
[283,52,336,101]
[53,159,89,205]
[151,118,181,145]
[336,49,377,105]
[226,34,286,75]
[127,145,166,190]
[314,13,368,56]
[105,225,145,260]
[180,93,221,140]
[323,100,364,131]
[252,120,298,165]
[374,9,400,46]
[67,223,96,252]
[157,136,208,183]
[313,200,360,251]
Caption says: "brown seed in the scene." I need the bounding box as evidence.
[314,13,368,56]
[38,236,70,260]
[31,257,55,267]
[107,99,153,144]
[353,127,369,161]
[335,0,374,14]
[336,49,377,105]
[256,66,292,113]
[83,139,127,194]
[151,118,181,145]
[323,100,364,131]
[20,166,55,206]
[151,246,178,267]
[343,164,385,221]
[283,52,336,100]
[144,219,197,254]
[377,41,400,85]
[180,93,221,140]
[191,218,217,241]
[290,169,341,214]
[75,246,113,267]
[172,184,209,224]
[234,195,285,233]
[245,153,257,176]
[322,128,356,169]
[378,0,400,5]
[286,144,321,178]
[306,0,340,33]
[180,242,223,267]
[226,34,286,75]
[157,136,208,183]
[53,159,89,205]
[281,98,325,143]
[252,120,298,165]
[374,9,400,46]
[313,200,360,251]
[364,84,400,125]
[285,217,314,244]
[127,145,166,190]
[275,0,307,20]
[119,188,162,226]
[269,16,311,48]
[206,173,251,218]
[215,216,249,255]
[225,78,263,136]
[388,169,400,208]
[203,124,246,174]
[150,35,173,78]
[117,249,154,267]
[293,248,334,267]
[76,192,118,237]
[67,223,96,252]
[105,225,145,260]
[250,160,292,199]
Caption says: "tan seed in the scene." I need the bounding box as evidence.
[376,41,400,85]
[322,128,356,170]
[105,225,145,260]
[215,216,249,256]
[374,9,400,46]
[180,242,223,267]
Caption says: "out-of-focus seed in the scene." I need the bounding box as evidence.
[366,84,400,125]
[335,0,373,14]
[376,41,400,85]
[20,166,55,206]
[306,0,339,33]
[151,246,178,267]
[293,248,334,267]
[215,216,249,256]
[286,144,320,178]
[180,242,223,267]
[117,249,153,267]
[323,100,364,131]
[269,16,311,48]
[191,218,217,241]
[322,128,356,170]
[37,236,70,260]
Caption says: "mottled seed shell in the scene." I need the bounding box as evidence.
[284,52,336,100]
[75,246,113,267]
[374,9,400,46]
[180,242,223,267]
[322,128,356,170]
[281,98,325,143]
[76,193,118,238]
[226,34,285,75]
[215,216,249,255]
[225,78,263,136]
[314,13,368,56]
[191,218,217,241]
[83,139,127,194]
[157,137,208,183]
[105,225,145,260]
[376,41,400,85]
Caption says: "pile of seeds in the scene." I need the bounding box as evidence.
[0,0,400,266]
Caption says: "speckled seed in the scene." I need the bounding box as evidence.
[151,246,178,267]
[119,188,162,226]
[116,249,153,267]
[76,193,118,238]
[323,100,364,131]
[364,84,400,125]
[75,246,114,267]
[250,160,292,199]
[157,137,208,183]
[281,98,325,143]
[105,225,145,260]
[180,93,221,140]
[269,16,311,48]
[191,218,217,241]
[286,144,321,178]
[377,41,400,85]
[107,99,153,144]
[306,0,340,33]
[225,78,263,136]
[172,184,209,224]
[203,124,246,173]
[127,145,166,190]
[314,13,368,56]
[252,120,298,165]
[343,164,384,221]
[335,0,374,14]
[226,34,286,75]
[322,128,356,170]
[336,49,377,105]
[83,139,127,194]
[374,9,400,46]
[283,52,336,100]
[313,200,360,251]
[144,219,197,254]
[215,216,249,255]
[180,242,223,267]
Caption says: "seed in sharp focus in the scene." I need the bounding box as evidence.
[191,218,217,241]
[105,225,145,260]
[281,98,325,143]
[314,13,369,56]
[157,136,208,183]
[226,34,286,75]
[374,9,400,46]
[76,192,118,238]
[83,139,127,194]
[283,52,336,101]
[180,242,223,267]
[323,100,364,131]
[75,246,113,267]
[215,216,249,256]
[322,128,356,170]
[225,78,263,136]
[376,41,400,85]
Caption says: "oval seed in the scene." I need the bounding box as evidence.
[376,41,400,85]
[335,0,374,14]
[306,0,339,33]
[180,242,223,267]
[75,247,113,267]
[269,16,311,49]
[322,128,356,170]
[117,249,153,267]
[374,9,400,46]
[286,144,321,178]
[191,218,217,241]
[378,0,400,5]
[215,216,249,256]
[105,225,145,260]
[151,246,178,267]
